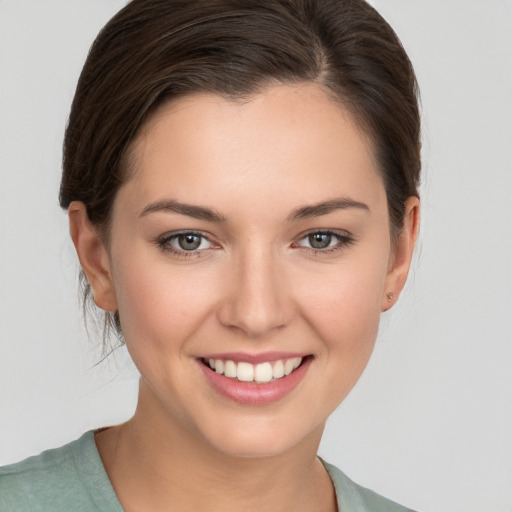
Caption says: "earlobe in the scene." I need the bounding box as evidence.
[68,201,118,312]
[382,197,420,311]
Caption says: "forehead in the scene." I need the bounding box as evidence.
[122,83,385,218]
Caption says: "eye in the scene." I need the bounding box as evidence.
[306,232,335,249]
[294,230,354,253]
[174,233,208,251]
[156,231,217,257]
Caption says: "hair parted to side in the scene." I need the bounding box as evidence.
[60,0,421,351]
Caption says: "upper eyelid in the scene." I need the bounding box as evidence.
[156,230,211,246]
[295,228,354,240]
[159,229,213,242]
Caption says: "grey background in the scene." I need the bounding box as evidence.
[1,1,511,511]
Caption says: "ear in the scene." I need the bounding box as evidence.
[382,197,420,311]
[68,201,118,312]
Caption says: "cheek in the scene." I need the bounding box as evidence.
[111,254,220,349]
[294,252,388,356]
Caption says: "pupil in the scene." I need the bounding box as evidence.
[179,234,201,250]
[309,233,331,249]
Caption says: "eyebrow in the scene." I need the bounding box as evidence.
[286,197,370,221]
[139,197,369,223]
[139,199,226,222]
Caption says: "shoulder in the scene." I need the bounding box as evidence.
[321,459,418,512]
[0,431,119,512]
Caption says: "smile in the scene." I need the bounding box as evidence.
[203,357,303,383]
[198,354,313,405]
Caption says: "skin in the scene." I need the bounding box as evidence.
[69,83,419,512]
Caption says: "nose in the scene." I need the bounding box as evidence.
[217,246,292,338]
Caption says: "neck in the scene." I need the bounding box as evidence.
[95,379,336,512]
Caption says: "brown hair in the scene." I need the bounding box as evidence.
[60,0,421,346]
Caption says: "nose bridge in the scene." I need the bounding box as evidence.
[218,241,290,337]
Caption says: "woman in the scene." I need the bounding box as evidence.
[0,0,420,510]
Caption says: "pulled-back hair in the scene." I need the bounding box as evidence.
[60,0,421,347]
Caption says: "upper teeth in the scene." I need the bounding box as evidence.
[207,357,302,383]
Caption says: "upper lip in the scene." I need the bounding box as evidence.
[199,351,310,364]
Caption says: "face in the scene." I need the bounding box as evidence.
[78,83,414,458]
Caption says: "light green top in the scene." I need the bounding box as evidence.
[0,432,416,511]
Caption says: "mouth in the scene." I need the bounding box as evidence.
[200,356,308,384]
[197,354,313,405]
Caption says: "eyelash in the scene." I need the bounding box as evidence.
[293,230,355,256]
[155,229,355,259]
[155,230,217,259]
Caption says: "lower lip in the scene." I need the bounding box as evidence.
[198,358,312,406]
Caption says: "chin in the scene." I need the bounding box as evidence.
[208,433,299,459]
[197,414,325,460]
